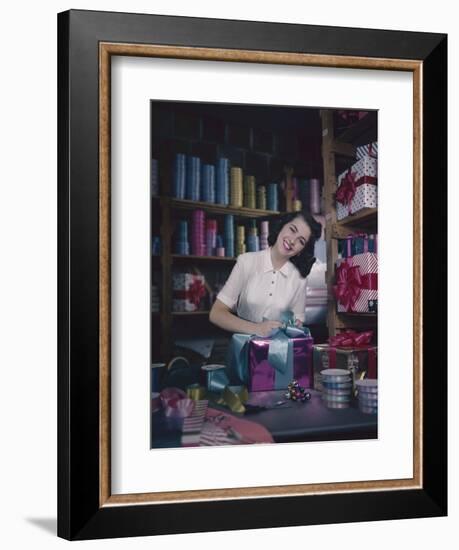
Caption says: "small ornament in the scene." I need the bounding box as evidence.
[286,380,311,403]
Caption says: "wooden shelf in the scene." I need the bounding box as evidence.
[335,313,377,329]
[338,312,377,317]
[172,310,210,316]
[336,208,377,227]
[172,254,236,262]
[167,198,279,218]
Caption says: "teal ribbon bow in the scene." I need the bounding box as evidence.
[229,311,311,387]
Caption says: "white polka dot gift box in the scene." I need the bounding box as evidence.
[334,252,378,313]
[336,155,377,220]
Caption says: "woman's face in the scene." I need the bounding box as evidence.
[275,216,311,258]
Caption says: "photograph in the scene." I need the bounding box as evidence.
[149,101,379,449]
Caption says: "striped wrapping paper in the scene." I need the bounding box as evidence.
[356,142,378,160]
[336,252,378,313]
[181,400,209,447]
[199,422,235,446]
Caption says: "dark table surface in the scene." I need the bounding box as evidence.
[151,389,377,448]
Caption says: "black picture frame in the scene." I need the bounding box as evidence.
[58,9,447,540]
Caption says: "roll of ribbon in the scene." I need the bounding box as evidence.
[173,153,186,199]
[186,383,207,401]
[200,364,248,413]
[160,387,194,418]
[151,362,166,392]
[151,391,161,412]
[310,178,321,214]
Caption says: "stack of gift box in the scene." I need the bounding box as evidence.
[313,330,378,394]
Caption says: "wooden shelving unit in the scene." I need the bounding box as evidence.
[321,110,377,337]
[151,102,325,361]
[169,197,279,218]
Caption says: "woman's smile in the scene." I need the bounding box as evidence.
[282,239,294,252]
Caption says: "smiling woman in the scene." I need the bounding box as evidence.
[209,209,322,336]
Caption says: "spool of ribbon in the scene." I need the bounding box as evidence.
[230,311,310,389]
[341,232,372,258]
[151,392,161,413]
[186,383,207,401]
[201,365,248,414]
[333,260,377,312]
[159,387,194,418]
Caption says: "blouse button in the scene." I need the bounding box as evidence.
[269,293,272,296]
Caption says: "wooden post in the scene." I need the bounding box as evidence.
[320,110,338,338]
[284,166,294,212]
[160,196,173,361]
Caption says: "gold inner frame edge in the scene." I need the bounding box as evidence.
[99,42,423,507]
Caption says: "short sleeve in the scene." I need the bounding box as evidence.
[216,255,247,310]
[290,277,308,322]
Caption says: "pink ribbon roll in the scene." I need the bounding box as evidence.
[160,387,194,418]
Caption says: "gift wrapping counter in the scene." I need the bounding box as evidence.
[151,389,377,448]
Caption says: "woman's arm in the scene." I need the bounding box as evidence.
[209,299,281,336]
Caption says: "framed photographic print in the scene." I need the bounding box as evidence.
[58,9,447,540]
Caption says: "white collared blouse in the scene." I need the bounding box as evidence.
[216,247,307,324]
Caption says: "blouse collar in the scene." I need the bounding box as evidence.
[263,247,293,277]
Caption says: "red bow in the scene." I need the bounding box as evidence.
[333,261,362,312]
[329,330,373,348]
[327,330,377,378]
[336,170,357,210]
[188,279,206,307]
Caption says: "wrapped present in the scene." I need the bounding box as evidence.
[334,252,377,313]
[229,313,314,391]
[356,141,378,160]
[172,273,206,312]
[338,233,377,258]
[337,110,368,124]
[336,155,377,220]
[313,330,377,391]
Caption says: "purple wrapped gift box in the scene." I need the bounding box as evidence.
[248,334,314,392]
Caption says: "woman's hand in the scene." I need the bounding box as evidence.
[295,318,304,328]
[255,320,283,337]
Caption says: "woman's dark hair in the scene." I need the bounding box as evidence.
[267,209,322,278]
